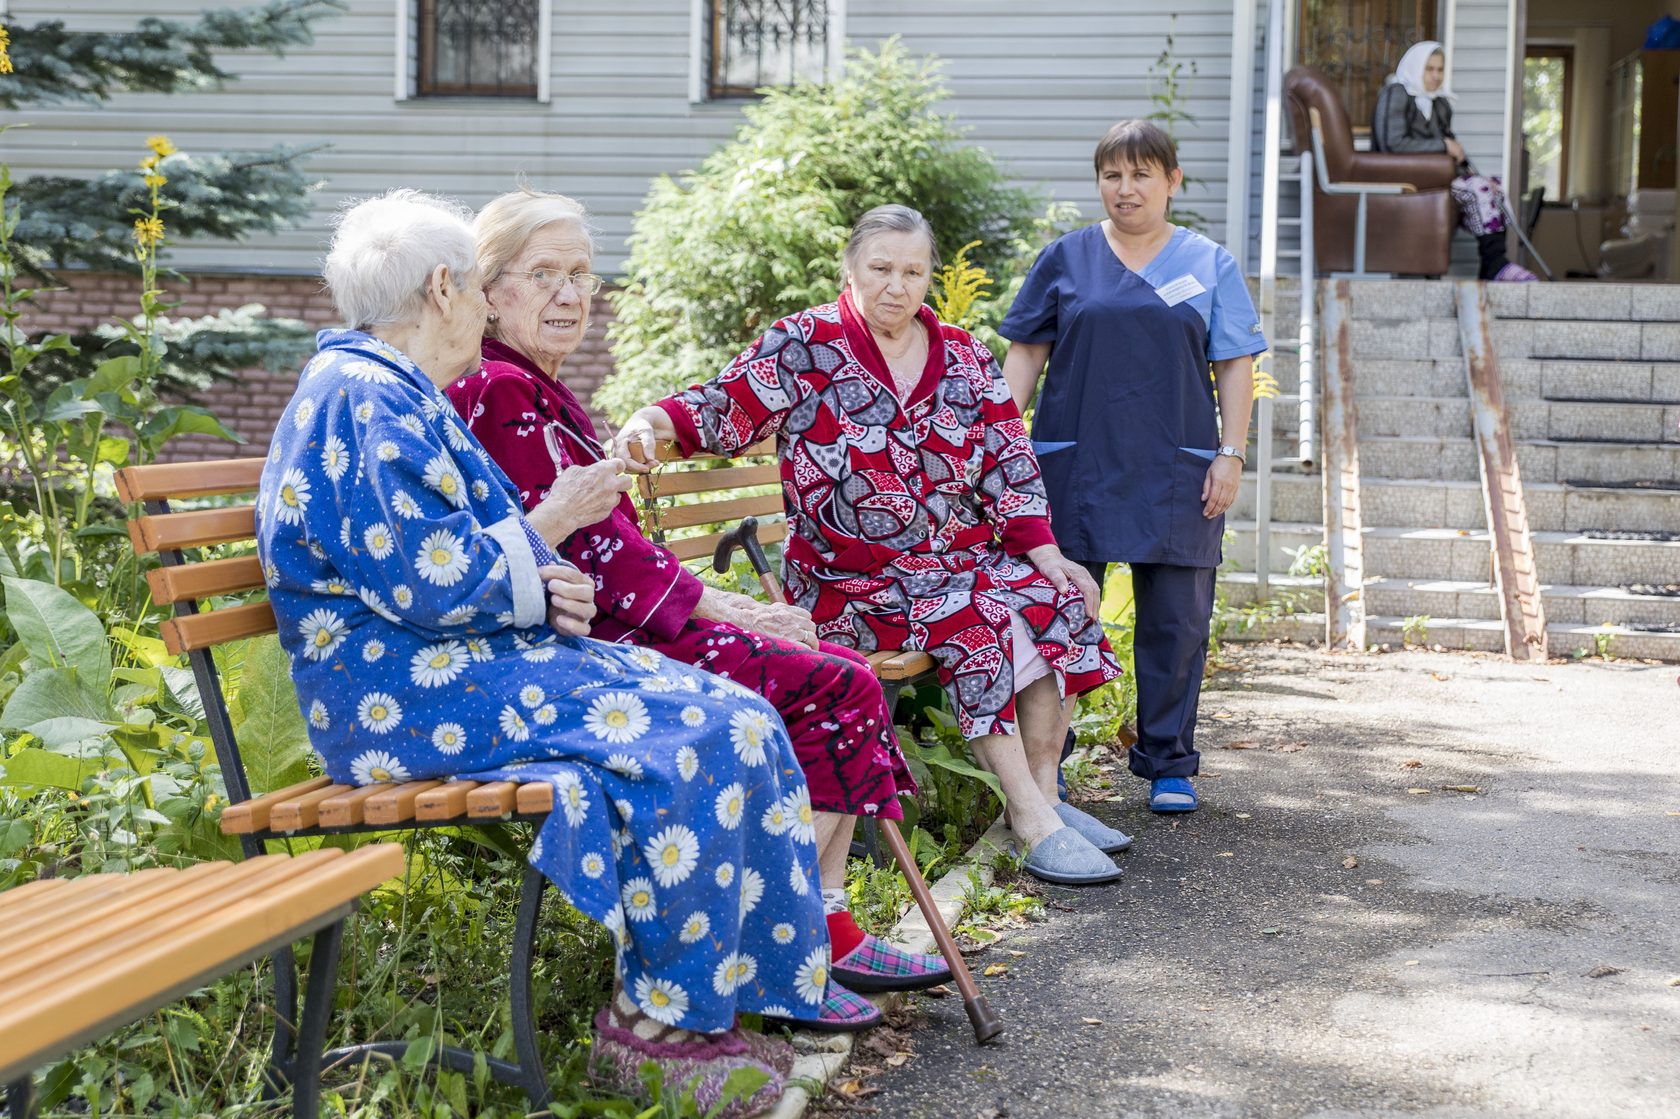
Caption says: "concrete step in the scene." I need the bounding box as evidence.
[1221,609,1680,661]
[1232,473,1680,533]
[1355,435,1680,485]
[1221,572,1680,627]
[1516,399,1680,444]
[1350,395,1680,444]
[1533,359,1680,404]
[1226,520,1680,589]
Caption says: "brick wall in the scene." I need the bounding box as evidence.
[18,270,620,462]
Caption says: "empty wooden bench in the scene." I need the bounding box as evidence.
[635,438,938,712]
[0,846,402,1119]
[115,459,571,1109]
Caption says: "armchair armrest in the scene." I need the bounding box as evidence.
[1323,181,1416,195]
[1345,151,1458,190]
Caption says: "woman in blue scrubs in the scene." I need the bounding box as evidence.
[1000,119,1267,814]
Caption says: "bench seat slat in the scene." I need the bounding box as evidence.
[219,775,334,835]
[466,781,519,819]
[0,862,232,983]
[268,783,357,833]
[363,780,444,826]
[1,854,340,994]
[867,649,937,680]
[415,781,478,821]
[128,505,257,555]
[316,784,390,829]
[0,867,180,929]
[0,846,403,1086]
[146,554,266,604]
[514,781,555,815]
[113,459,266,503]
[653,437,774,463]
[161,600,278,655]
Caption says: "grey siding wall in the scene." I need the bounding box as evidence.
[4,0,1250,275]
[847,1,1244,248]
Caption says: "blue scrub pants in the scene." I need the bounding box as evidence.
[1067,561,1217,783]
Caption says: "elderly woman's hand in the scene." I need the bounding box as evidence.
[1025,545,1103,610]
[695,587,820,649]
[540,564,596,637]
[613,407,678,473]
[526,459,633,546]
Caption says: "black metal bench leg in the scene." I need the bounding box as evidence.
[289,920,345,1119]
[509,864,552,1110]
[5,1077,35,1119]
[264,945,300,1101]
[850,678,911,865]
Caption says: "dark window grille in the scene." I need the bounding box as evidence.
[1298,0,1438,132]
[707,1,829,100]
[418,0,539,98]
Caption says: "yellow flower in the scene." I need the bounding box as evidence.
[0,26,12,75]
[143,172,167,190]
[139,154,160,171]
[145,135,178,158]
[133,215,166,249]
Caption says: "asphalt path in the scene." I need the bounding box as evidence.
[854,645,1679,1119]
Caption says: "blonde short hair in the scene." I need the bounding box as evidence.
[474,186,596,286]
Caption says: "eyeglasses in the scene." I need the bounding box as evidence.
[504,269,604,296]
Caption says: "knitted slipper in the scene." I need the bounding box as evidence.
[1022,826,1124,886]
[1149,776,1198,814]
[733,1027,797,1077]
[1054,802,1133,854]
[589,1011,783,1118]
[832,933,953,993]
[762,982,883,1034]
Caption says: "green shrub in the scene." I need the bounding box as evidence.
[596,39,1045,420]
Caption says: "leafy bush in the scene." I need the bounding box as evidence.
[597,39,1044,420]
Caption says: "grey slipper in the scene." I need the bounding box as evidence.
[1022,826,1123,886]
[1054,802,1133,855]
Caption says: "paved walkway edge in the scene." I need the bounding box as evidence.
[765,815,1012,1119]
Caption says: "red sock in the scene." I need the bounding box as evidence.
[826,910,867,960]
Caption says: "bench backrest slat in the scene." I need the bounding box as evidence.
[146,554,266,604]
[160,600,278,655]
[129,505,257,554]
[113,459,266,503]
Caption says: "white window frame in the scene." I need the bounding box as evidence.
[395,0,553,103]
[689,0,846,105]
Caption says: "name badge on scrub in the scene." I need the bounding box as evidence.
[1153,273,1207,307]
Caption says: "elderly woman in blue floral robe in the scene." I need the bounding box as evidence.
[256,190,867,1115]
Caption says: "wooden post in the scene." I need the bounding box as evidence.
[1320,280,1366,651]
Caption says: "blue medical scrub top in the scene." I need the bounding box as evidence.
[1000,223,1268,568]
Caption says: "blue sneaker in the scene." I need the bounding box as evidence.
[1149,776,1198,813]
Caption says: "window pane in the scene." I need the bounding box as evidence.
[1523,55,1567,199]
[1299,0,1437,131]
[710,1,829,99]
[421,0,538,97]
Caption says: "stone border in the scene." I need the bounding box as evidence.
[764,816,1012,1119]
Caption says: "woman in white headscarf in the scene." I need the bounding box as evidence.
[1372,40,1536,281]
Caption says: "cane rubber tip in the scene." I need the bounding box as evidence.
[965,997,1005,1044]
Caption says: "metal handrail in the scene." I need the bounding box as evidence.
[1297,150,1317,469]
[1253,0,1286,599]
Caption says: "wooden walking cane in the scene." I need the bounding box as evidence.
[714,517,1004,1045]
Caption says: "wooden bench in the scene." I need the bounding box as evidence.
[0,846,402,1119]
[635,438,938,712]
[114,460,568,1109]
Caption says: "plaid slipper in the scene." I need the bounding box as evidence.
[762,981,882,1034]
[832,933,953,993]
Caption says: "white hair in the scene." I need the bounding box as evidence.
[474,185,596,285]
[323,189,478,330]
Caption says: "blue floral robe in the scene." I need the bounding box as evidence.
[257,330,833,1030]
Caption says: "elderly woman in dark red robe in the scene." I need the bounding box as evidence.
[617,205,1131,887]
[447,188,948,998]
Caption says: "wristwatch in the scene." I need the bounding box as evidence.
[1216,445,1246,463]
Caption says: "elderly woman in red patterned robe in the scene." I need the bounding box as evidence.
[448,189,949,1001]
[617,205,1131,886]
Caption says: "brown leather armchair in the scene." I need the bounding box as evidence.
[1285,66,1459,275]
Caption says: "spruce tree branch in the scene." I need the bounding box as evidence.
[0,1,347,109]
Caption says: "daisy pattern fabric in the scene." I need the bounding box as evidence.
[258,330,833,1030]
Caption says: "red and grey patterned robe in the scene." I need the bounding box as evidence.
[658,293,1122,739]
[448,339,912,818]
